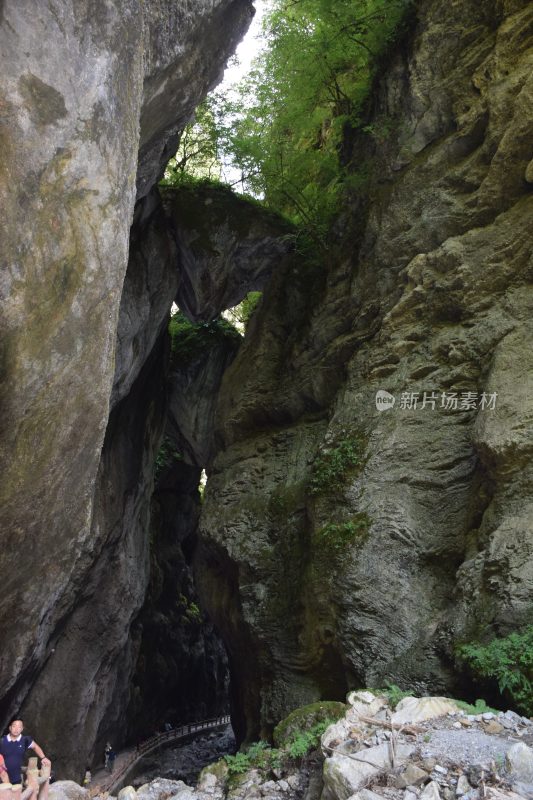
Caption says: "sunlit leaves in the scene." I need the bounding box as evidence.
[163,0,412,240]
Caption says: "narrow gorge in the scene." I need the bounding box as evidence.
[0,0,532,786]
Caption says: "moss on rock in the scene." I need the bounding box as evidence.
[273,700,347,748]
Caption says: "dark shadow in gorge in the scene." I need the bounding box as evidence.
[125,457,231,742]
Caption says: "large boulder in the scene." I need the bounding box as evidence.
[322,743,415,800]
[48,782,88,800]
[391,697,460,725]
[163,183,294,322]
[506,743,533,782]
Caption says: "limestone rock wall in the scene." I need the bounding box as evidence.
[162,184,294,322]
[19,336,168,779]
[0,0,252,774]
[196,0,533,741]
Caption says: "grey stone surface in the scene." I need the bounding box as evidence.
[138,779,190,800]
[322,743,415,800]
[49,782,89,800]
[112,191,179,408]
[136,1,254,200]
[506,743,533,782]
[196,0,533,739]
[118,788,138,800]
[421,783,442,800]
[0,0,146,730]
[162,184,294,322]
[423,729,512,765]
[0,0,252,778]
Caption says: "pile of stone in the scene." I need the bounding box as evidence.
[320,692,533,800]
[224,769,307,800]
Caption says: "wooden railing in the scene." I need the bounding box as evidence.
[97,715,231,794]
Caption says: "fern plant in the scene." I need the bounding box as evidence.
[457,627,533,716]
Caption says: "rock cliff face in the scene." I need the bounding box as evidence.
[195,0,533,742]
[1,0,532,780]
[0,0,252,777]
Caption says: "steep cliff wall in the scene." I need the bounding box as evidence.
[196,0,533,741]
[0,0,252,776]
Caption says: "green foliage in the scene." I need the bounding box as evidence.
[224,751,252,776]
[224,741,283,777]
[316,514,370,551]
[165,0,413,241]
[177,594,203,626]
[220,0,411,231]
[224,716,338,779]
[224,703,347,781]
[161,100,223,184]
[372,684,411,709]
[286,719,333,759]
[247,741,282,769]
[273,701,347,747]
[457,627,533,716]
[454,698,499,715]
[224,291,263,332]
[310,437,366,495]
[168,310,241,366]
[155,436,182,479]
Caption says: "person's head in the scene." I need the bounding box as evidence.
[8,719,23,737]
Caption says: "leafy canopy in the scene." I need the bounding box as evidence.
[164,0,412,239]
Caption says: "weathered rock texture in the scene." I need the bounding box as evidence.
[2,0,532,779]
[126,461,229,742]
[196,0,533,742]
[163,184,294,322]
[0,0,252,777]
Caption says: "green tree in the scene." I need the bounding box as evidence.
[163,0,412,240]
[161,99,224,183]
[222,0,412,233]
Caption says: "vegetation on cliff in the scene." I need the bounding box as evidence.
[168,310,241,365]
[164,0,413,238]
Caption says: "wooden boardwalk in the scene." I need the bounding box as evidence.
[94,715,231,795]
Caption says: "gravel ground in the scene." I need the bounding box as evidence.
[420,728,514,765]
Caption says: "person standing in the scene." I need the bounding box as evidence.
[104,743,112,771]
[0,719,51,800]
